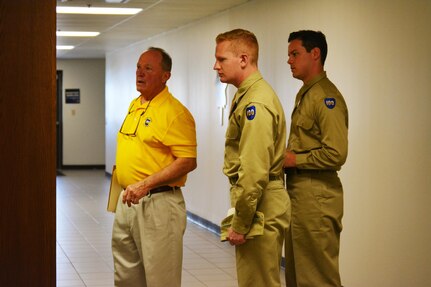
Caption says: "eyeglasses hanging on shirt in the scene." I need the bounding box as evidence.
[119,99,152,137]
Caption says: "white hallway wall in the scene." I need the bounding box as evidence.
[57,59,105,166]
[105,0,431,286]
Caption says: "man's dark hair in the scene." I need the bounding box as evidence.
[148,47,172,72]
[288,30,328,66]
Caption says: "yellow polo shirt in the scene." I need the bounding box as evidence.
[115,86,197,188]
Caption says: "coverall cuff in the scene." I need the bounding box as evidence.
[295,153,308,167]
[231,215,251,235]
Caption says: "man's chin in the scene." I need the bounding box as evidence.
[219,77,228,84]
[291,73,301,80]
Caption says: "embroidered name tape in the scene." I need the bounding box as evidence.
[246,106,256,120]
[324,98,336,109]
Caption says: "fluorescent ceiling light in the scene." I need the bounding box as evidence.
[57,31,100,37]
[57,45,75,50]
[56,6,142,15]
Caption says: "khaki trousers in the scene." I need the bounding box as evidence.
[235,180,291,287]
[112,189,186,287]
[285,171,343,287]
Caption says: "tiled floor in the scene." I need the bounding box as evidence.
[57,169,286,287]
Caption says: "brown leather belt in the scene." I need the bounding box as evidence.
[149,185,179,195]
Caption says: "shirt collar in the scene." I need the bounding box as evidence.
[233,71,263,104]
[134,86,170,110]
[146,86,170,107]
[298,71,327,97]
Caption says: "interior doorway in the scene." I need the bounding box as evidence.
[57,70,64,174]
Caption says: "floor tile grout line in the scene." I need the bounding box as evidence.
[57,194,115,277]
[183,240,237,284]
[56,239,87,286]
[56,170,286,287]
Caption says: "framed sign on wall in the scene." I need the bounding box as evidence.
[65,88,80,104]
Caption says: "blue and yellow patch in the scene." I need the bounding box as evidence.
[246,106,256,120]
[324,98,336,109]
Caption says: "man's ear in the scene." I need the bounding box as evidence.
[311,47,321,62]
[162,71,171,83]
[239,53,249,69]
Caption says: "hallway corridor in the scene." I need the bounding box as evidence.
[56,170,286,286]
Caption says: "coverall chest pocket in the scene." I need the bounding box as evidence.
[295,114,321,149]
[296,114,314,131]
[225,122,239,139]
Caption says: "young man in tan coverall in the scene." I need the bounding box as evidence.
[214,28,291,287]
[284,30,348,287]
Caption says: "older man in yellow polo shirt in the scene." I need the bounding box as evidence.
[111,47,197,287]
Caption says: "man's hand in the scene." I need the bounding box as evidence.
[227,228,246,246]
[122,181,150,207]
[284,150,297,168]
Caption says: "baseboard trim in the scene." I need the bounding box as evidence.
[186,211,221,236]
[62,165,105,170]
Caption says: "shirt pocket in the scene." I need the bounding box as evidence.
[225,122,239,139]
[296,114,314,131]
[295,114,321,150]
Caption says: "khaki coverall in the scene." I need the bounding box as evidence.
[285,72,348,287]
[224,71,291,287]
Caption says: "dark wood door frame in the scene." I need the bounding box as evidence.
[0,1,56,286]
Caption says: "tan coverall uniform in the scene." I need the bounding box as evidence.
[285,72,348,287]
[224,71,291,287]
